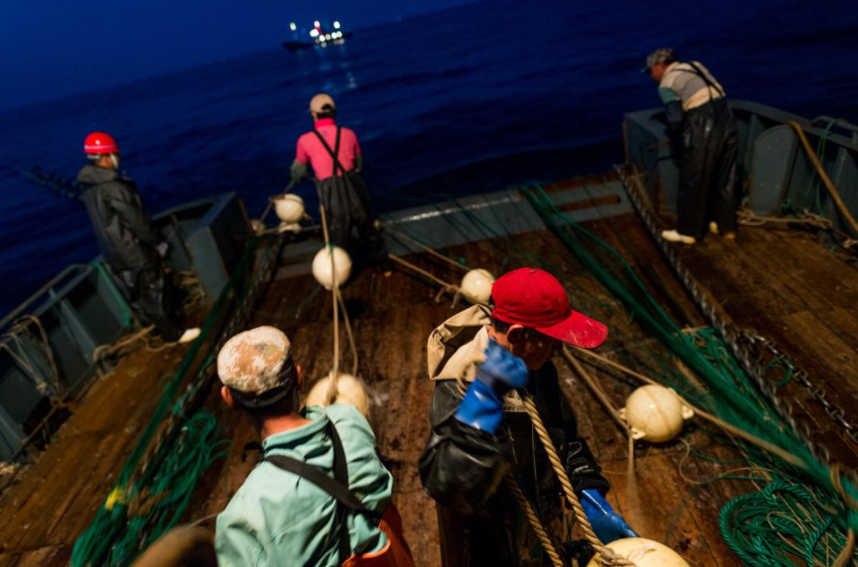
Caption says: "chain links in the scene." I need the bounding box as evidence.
[617,166,857,486]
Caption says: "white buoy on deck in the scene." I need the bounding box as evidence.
[619,385,694,443]
[460,269,495,305]
[306,373,370,417]
[273,194,305,232]
[312,246,352,290]
[587,538,691,567]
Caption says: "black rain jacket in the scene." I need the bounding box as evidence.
[77,165,161,271]
[418,309,609,567]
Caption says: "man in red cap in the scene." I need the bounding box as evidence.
[419,268,636,566]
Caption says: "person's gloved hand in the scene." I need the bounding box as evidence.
[156,242,169,258]
[580,489,638,543]
[454,341,528,434]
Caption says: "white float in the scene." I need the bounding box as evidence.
[460,269,495,305]
[250,219,266,236]
[619,385,694,443]
[587,538,691,567]
[312,246,352,290]
[306,373,370,417]
[273,194,305,233]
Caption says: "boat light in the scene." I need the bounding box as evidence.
[333,21,341,29]
[325,34,332,40]
[314,20,320,28]
[310,29,319,37]
[289,22,297,31]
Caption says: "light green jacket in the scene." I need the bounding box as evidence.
[215,404,392,567]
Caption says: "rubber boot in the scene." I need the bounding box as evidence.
[661,230,696,245]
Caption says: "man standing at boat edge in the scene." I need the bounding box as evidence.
[76,132,187,342]
[643,48,740,245]
[419,267,637,566]
[290,93,389,272]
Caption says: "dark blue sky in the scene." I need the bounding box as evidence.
[0,0,474,110]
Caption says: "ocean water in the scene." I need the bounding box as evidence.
[0,0,856,315]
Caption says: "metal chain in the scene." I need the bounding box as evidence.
[616,166,858,488]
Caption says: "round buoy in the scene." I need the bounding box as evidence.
[587,538,691,567]
[619,385,694,443]
[460,269,495,305]
[273,194,305,232]
[312,246,352,290]
[306,373,370,417]
[250,220,266,236]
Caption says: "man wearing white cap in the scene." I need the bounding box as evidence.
[215,326,413,567]
[290,94,389,271]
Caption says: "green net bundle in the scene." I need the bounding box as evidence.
[519,184,858,566]
[71,239,264,567]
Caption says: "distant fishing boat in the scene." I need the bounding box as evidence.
[282,20,351,51]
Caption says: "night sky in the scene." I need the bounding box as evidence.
[0,0,475,110]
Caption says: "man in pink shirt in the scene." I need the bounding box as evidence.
[291,93,388,270]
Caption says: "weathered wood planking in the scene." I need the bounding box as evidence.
[6,194,853,566]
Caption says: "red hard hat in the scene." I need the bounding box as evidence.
[84,132,121,155]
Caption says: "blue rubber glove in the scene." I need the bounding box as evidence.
[580,489,639,543]
[455,341,528,434]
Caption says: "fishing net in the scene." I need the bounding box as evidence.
[519,183,858,566]
[71,237,280,567]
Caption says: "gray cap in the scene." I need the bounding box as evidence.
[217,326,296,407]
[642,48,675,73]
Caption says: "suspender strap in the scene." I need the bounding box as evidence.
[263,421,382,564]
[313,127,346,176]
[682,61,725,98]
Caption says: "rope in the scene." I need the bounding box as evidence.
[787,121,858,237]
[0,314,60,394]
[505,474,565,567]
[561,349,636,477]
[737,207,834,231]
[569,345,807,469]
[318,204,341,404]
[521,394,636,566]
[381,222,470,271]
[387,254,461,293]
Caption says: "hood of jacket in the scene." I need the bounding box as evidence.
[76,164,119,186]
[427,304,527,412]
[427,304,491,382]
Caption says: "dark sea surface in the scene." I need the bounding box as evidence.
[1,0,856,314]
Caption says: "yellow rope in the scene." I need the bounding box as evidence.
[570,346,807,469]
[787,121,858,237]
[387,254,461,293]
[318,204,340,404]
[505,475,565,567]
[382,223,470,272]
[522,394,637,566]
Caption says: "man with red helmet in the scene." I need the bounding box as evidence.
[419,268,636,566]
[76,132,184,341]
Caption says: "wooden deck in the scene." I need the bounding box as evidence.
[675,225,858,470]
[2,182,856,565]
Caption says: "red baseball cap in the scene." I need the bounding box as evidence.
[491,268,608,348]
